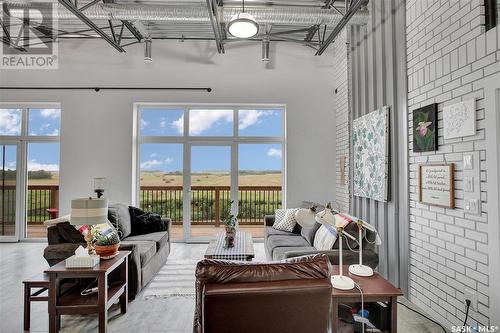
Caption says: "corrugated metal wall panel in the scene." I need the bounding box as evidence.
[348,0,408,292]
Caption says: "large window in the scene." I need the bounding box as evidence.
[136,105,285,241]
[0,105,60,240]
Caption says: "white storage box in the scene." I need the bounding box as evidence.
[65,254,100,268]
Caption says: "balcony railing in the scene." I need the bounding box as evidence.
[140,186,282,225]
[1,185,282,226]
[0,185,59,224]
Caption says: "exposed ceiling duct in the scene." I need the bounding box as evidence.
[7,2,369,27]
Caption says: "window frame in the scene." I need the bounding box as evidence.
[485,0,498,31]
[0,103,61,241]
[133,103,287,242]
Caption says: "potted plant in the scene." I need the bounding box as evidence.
[221,201,238,248]
[94,231,120,259]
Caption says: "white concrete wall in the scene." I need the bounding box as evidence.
[0,39,336,214]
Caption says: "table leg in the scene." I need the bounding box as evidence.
[48,275,58,333]
[98,274,108,333]
[120,257,128,314]
[332,298,339,333]
[23,284,30,331]
[389,297,397,333]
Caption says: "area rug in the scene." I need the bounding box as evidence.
[142,259,198,299]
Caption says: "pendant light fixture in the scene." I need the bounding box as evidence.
[227,0,259,39]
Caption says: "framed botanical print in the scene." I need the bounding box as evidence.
[413,103,438,152]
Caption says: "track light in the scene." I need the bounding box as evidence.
[144,38,152,63]
[262,37,270,62]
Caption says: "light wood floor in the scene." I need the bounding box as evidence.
[0,242,446,333]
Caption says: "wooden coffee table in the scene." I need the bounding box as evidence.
[45,251,130,333]
[205,231,255,261]
[331,266,403,333]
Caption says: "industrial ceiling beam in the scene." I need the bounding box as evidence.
[315,0,365,55]
[57,0,126,52]
[206,0,224,53]
[102,0,146,42]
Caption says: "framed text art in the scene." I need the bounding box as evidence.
[419,164,455,208]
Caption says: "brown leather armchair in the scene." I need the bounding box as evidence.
[194,254,332,333]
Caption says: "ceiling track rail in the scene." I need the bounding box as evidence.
[315,0,365,55]
[0,87,213,92]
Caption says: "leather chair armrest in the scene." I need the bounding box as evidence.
[264,215,275,227]
[282,249,379,269]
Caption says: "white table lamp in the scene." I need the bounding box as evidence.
[294,206,317,228]
[348,218,381,277]
[70,197,108,255]
[315,205,355,290]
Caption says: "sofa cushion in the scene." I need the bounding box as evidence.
[272,208,299,232]
[300,222,321,245]
[272,246,317,261]
[313,225,337,250]
[108,203,132,239]
[121,240,156,266]
[265,226,301,238]
[124,231,169,251]
[265,235,311,254]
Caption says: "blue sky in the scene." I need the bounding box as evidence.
[0,109,61,172]
[140,108,283,172]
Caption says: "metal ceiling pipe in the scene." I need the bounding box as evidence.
[8,2,369,26]
[262,37,270,62]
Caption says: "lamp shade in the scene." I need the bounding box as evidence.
[315,207,336,227]
[70,198,108,226]
[228,12,259,38]
[295,208,316,228]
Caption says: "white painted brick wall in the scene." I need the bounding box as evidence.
[406,0,499,327]
[333,29,350,212]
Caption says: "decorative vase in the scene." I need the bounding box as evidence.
[95,243,120,259]
[224,226,236,248]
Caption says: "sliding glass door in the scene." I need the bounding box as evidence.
[137,104,285,242]
[187,144,234,241]
[0,144,19,241]
[0,105,61,241]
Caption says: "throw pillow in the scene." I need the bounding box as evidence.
[272,208,299,232]
[332,213,359,250]
[313,225,338,250]
[108,203,132,239]
[129,206,167,236]
[43,214,71,227]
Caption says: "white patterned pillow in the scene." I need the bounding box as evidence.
[313,225,338,250]
[272,208,299,232]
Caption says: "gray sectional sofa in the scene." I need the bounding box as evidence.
[264,213,379,269]
[43,203,170,299]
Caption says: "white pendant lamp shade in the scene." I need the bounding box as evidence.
[295,208,316,228]
[228,12,259,38]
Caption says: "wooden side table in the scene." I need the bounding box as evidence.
[45,251,130,333]
[331,266,403,333]
[23,273,50,331]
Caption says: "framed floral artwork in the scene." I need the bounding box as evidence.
[353,106,390,202]
[413,103,438,152]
